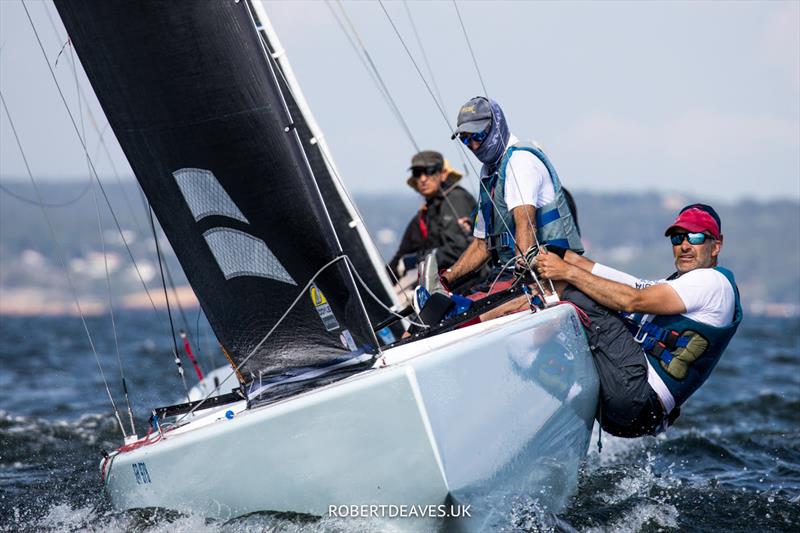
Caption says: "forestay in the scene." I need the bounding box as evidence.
[55,0,377,381]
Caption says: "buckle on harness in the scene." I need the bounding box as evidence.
[633,325,649,344]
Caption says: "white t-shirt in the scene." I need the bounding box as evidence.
[590,263,736,413]
[473,134,556,239]
[590,264,735,327]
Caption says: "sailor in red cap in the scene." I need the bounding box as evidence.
[534,203,742,438]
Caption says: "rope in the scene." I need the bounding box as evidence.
[504,156,558,295]
[44,1,148,241]
[402,0,446,114]
[0,87,127,439]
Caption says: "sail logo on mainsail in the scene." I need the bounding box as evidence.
[173,168,296,285]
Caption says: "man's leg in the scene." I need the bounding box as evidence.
[560,285,661,437]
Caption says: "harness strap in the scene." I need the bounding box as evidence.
[624,315,690,366]
[486,231,514,251]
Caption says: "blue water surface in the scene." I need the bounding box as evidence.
[0,312,797,532]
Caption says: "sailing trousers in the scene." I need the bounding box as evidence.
[561,286,671,438]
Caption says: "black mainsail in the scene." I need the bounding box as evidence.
[55,0,378,380]
[247,2,400,334]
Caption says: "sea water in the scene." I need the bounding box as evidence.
[0,312,798,532]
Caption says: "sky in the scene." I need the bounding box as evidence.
[0,0,798,203]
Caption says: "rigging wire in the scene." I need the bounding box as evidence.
[378,0,543,287]
[257,37,414,313]
[147,206,191,399]
[22,0,197,390]
[68,39,137,436]
[23,2,163,317]
[452,0,489,98]
[374,1,483,231]
[452,0,548,289]
[173,255,349,425]
[402,0,446,115]
[43,1,153,247]
[324,2,390,109]
[344,256,428,328]
[328,0,420,152]
[245,0,383,353]
[172,248,431,427]
[0,88,127,439]
[401,0,472,181]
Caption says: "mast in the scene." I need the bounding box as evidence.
[250,1,398,310]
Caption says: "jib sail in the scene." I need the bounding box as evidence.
[55,0,378,380]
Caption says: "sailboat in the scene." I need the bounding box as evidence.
[53,0,599,527]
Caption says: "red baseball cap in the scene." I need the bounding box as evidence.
[664,207,721,239]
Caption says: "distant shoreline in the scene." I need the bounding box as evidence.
[0,286,199,317]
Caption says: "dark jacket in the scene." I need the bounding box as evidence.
[389,184,476,277]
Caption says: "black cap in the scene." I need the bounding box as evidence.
[408,150,444,170]
[450,97,492,139]
[406,151,462,189]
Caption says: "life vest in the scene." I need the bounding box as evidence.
[478,141,584,265]
[626,267,742,408]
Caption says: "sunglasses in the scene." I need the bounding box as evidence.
[411,164,443,178]
[669,232,714,246]
[458,129,489,146]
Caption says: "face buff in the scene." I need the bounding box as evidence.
[473,98,510,168]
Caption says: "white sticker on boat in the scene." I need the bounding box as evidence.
[203,228,296,284]
[173,168,249,223]
[310,284,339,331]
[340,329,357,351]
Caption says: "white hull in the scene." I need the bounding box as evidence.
[104,305,598,528]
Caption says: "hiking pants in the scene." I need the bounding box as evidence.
[561,286,669,437]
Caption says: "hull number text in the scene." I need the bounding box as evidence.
[132,462,152,484]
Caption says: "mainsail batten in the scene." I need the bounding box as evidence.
[55,0,377,378]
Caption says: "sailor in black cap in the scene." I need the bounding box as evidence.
[387,150,477,289]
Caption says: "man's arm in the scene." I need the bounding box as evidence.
[512,205,537,257]
[536,251,686,315]
[562,249,595,272]
[442,238,489,284]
